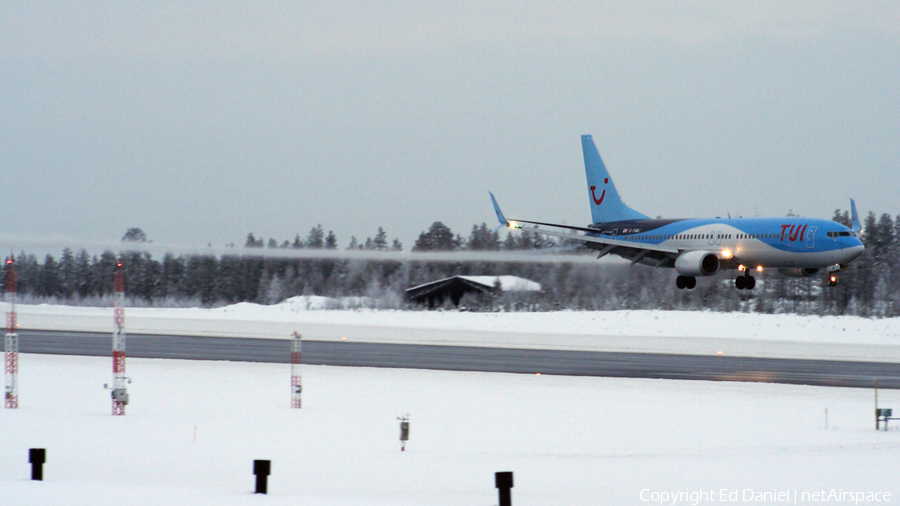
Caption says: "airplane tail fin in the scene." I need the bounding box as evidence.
[582,135,649,224]
[850,198,861,232]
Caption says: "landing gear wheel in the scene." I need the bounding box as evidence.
[676,275,686,289]
[746,276,756,290]
[685,276,696,289]
[735,276,746,290]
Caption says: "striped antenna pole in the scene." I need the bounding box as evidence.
[5,257,19,409]
[291,332,302,408]
[111,261,128,416]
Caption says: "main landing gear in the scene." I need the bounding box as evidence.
[735,273,755,290]
[676,275,696,290]
[825,275,838,287]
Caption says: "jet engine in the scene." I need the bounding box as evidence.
[777,268,820,278]
[674,251,720,276]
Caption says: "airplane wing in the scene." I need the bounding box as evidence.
[489,192,679,266]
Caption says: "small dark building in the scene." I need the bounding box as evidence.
[406,275,541,308]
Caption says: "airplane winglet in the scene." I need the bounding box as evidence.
[489,192,511,232]
[850,198,861,232]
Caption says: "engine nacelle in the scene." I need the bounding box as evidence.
[777,267,820,278]
[674,251,720,276]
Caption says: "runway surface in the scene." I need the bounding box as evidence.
[17,329,900,388]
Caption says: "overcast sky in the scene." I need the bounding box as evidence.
[2,2,898,253]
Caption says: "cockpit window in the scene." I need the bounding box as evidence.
[827,231,859,238]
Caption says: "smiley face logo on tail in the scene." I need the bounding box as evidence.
[590,178,609,205]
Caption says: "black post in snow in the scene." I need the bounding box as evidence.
[495,471,513,506]
[253,459,271,494]
[29,448,46,481]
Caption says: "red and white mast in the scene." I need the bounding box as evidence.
[5,256,18,409]
[291,332,302,408]
[111,260,129,415]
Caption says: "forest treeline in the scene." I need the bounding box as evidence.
[3,209,899,317]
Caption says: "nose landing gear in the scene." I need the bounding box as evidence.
[824,264,843,288]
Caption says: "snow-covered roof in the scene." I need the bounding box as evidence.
[457,275,541,292]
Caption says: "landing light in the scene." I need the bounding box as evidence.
[830,276,836,282]
[509,221,517,229]
[756,266,763,272]
[738,265,746,272]
[721,250,733,259]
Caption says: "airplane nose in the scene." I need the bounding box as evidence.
[842,244,865,263]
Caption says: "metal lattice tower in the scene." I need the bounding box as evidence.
[291,332,302,408]
[5,257,18,409]
[111,261,128,416]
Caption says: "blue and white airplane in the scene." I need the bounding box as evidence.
[490,135,865,290]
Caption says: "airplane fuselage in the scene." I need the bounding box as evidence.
[587,217,864,270]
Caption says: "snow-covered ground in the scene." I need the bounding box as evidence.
[2,354,898,505]
[7,298,900,362]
